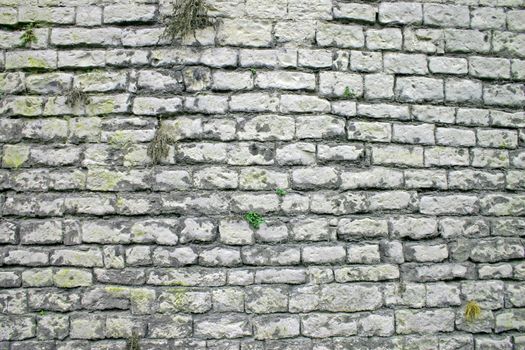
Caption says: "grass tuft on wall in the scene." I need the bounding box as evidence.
[465,300,482,322]
[161,0,213,42]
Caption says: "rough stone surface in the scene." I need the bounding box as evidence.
[0,0,524,347]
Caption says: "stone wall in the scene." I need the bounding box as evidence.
[0,0,525,349]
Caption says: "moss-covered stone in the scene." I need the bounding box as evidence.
[87,168,123,191]
[53,269,92,288]
[130,288,156,314]
[2,144,30,168]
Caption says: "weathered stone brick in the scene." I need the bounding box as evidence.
[296,115,345,138]
[50,248,103,267]
[405,169,447,189]
[347,121,391,142]
[384,53,428,74]
[384,283,426,308]
[396,309,455,334]
[255,268,305,284]
[253,315,300,340]
[0,316,35,341]
[338,218,388,239]
[391,217,438,239]
[366,28,402,50]
[303,246,346,264]
[436,127,476,147]
[319,283,382,312]
[240,49,295,68]
[274,21,315,45]
[471,7,506,30]
[405,243,448,263]
[218,19,272,47]
[230,92,279,112]
[77,6,102,26]
[292,168,339,190]
[238,115,294,141]
[316,23,364,48]
[319,71,363,97]
[445,29,491,53]
[392,124,435,145]
[199,47,239,68]
[364,74,394,99]
[424,4,470,28]
[350,51,382,72]
[359,104,410,121]
[0,7,16,25]
[372,145,424,167]
[484,83,525,107]
[317,144,364,162]
[471,148,510,168]
[429,56,467,75]
[219,220,254,245]
[287,0,332,19]
[103,4,156,23]
[302,313,357,338]
[335,265,399,282]
[334,3,376,22]
[280,95,330,113]
[53,269,92,288]
[420,195,479,216]
[19,6,75,24]
[194,167,238,189]
[51,28,122,46]
[6,50,57,70]
[404,28,444,54]
[58,50,105,68]
[425,146,470,167]
[493,31,525,58]
[276,143,316,165]
[148,314,192,338]
[395,77,444,102]
[448,170,505,190]
[379,2,422,24]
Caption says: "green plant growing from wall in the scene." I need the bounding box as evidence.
[148,125,172,164]
[464,300,481,322]
[275,188,287,197]
[127,331,141,350]
[161,0,214,43]
[65,87,87,108]
[20,23,37,47]
[244,211,264,229]
[343,86,353,99]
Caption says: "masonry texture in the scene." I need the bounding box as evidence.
[0,0,525,349]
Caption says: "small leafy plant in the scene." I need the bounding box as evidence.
[127,331,140,350]
[465,300,481,322]
[275,188,287,197]
[244,211,264,229]
[343,86,353,98]
[20,23,38,47]
[65,87,87,108]
[161,0,213,43]
[250,68,257,75]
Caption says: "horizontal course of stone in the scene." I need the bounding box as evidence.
[0,0,524,349]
